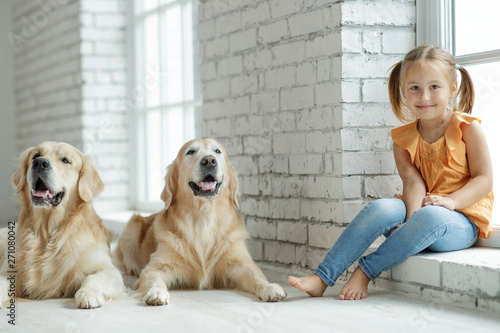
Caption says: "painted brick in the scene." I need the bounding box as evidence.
[342,2,415,27]
[246,217,276,240]
[391,256,441,287]
[258,155,289,174]
[305,130,338,153]
[264,66,296,89]
[365,175,402,199]
[362,31,381,54]
[258,20,288,44]
[250,91,279,113]
[273,133,305,154]
[301,199,342,222]
[297,108,335,131]
[362,79,389,103]
[303,176,342,199]
[270,0,302,18]
[264,241,296,265]
[229,28,256,53]
[309,224,344,248]
[342,151,396,175]
[288,9,325,36]
[289,154,323,175]
[277,221,307,244]
[243,135,272,155]
[342,176,362,199]
[442,263,500,298]
[382,31,416,54]
[342,30,361,53]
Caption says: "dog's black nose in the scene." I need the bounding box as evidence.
[32,158,50,170]
[201,155,217,167]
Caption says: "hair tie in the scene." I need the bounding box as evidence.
[455,64,460,70]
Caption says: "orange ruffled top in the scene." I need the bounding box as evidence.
[391,112,494,239]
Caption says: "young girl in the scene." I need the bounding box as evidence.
[288,45,494,300]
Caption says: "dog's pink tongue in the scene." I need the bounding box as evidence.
[200,181,217,191]
[32,189,55,198]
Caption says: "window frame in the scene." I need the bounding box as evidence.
[417,0,500,247]
[128,0,201,212]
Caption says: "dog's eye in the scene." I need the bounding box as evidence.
[33,153,41,160]
[186,150,196,156]
[61,157,71,164]
[215,149,222,154]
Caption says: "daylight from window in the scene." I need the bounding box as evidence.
[134,0,199,206]
[454,0,500,224]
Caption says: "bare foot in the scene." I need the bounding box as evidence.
[288,274,327,297]
[338,266,370,300]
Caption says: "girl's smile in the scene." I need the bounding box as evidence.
[403,62,458,122]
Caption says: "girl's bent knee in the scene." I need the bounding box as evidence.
[366,198,405,216]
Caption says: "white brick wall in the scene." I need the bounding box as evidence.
[199,0,500,313]
[198,0,413,268]
[13,0,83,149]
[12,0,129,213]
[80,0,129,213]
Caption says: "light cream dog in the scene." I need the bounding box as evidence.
[114,138,287,305]
[0,141,124,309]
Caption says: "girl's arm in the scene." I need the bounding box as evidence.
[393,143,427,220]
[423,120,493,210]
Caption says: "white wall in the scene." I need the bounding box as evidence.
[9,0,130,214]
[198,0,415,270]
[0,0,19,224]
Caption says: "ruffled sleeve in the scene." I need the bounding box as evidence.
[391,122,419,163]
[444,112,480,175]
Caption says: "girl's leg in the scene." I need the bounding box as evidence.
[358,205,478,281]
[288,199,406,296]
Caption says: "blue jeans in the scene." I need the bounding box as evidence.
[315,198,478,285]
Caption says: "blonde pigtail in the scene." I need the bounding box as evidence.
[457,66,475,114]
[388,61,406,122]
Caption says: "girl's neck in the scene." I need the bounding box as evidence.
[418,109,454,144]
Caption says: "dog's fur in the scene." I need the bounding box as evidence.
[114,139,287,305]
[0,142,124,309]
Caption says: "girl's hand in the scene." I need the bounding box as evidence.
[422,195,456,211]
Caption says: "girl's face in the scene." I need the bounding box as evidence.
[402,61,458,121]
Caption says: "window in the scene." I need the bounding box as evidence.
[417,0,500,245]
[130,0,200,211]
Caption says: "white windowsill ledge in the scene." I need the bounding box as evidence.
[101,211,500,313]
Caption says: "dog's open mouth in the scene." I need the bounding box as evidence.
[31,178,64,207]
[189,175,221,197]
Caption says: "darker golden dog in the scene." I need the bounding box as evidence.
[114,138,287,305]
[0,141,124,309]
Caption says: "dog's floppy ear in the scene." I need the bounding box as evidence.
[226,162,240,209]
[78,155,104,202]
[12,146,35,194]
[161,162,178,210]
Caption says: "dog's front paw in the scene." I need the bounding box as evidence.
[75,288,110,309]
[258,283,287,302]
[144,287,170,306]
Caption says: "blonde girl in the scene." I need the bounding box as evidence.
[288,45,494,300]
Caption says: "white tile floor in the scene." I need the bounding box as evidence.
[1,269,499,333]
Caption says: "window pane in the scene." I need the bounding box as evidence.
[162,5,183,104]
[146,110,163,201]
[183,1,195,101]
[454,0,500,56]
[465,61,500,224]
[136,0,158,13]
[164,107,185,165]
[144,14,161,107]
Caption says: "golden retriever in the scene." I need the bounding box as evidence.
[0,141,124,309]
[114,138,287,305]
